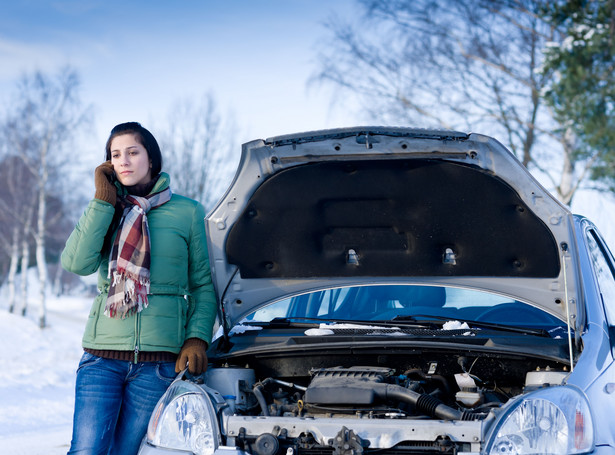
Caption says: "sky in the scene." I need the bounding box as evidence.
[0,0,360,148]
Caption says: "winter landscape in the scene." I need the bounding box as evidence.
[2,2,615,454]
[0,277,89,454]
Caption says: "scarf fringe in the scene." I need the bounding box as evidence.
[104,269,151,319]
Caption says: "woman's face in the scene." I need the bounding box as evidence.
[109,133,152,186]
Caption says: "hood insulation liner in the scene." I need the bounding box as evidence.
[226,159,560,279]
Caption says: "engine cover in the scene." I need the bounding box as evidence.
[304,366,394,405]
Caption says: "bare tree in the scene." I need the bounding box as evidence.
[19,215,33,316]
[5,228,19,312]
[0,154,38,314]
[157,93,240,211]
[2,67,90,327]
[314,0,598,205]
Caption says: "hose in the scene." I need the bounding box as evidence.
[253,383,270,416]
[375,384,463,420]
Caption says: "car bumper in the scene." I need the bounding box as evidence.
[139,443,249,455]
[140,442,615,455]
[140,441,615,455]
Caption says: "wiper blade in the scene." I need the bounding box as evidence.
[266,317,436,329]
[393,314,552,337]
[262,316,551,337]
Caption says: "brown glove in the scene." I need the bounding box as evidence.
[94,161,117,206]
[175,338,208,374]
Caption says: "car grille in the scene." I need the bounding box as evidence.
[292,441,460,455]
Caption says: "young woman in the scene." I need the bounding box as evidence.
[61,122,217,454]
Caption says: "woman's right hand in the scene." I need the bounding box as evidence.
[94,161,117,206]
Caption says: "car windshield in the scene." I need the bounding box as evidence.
[246,284,564,329]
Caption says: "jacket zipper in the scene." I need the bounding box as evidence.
[134,312,140,363]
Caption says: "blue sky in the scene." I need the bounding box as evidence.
[0,0,360,146]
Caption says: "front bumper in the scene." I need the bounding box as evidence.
[139,443,249,455]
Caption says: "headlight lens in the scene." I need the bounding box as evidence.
[146,379,220,455]
[485,385,594,454]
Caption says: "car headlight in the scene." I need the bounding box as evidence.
[485,385,594,454]
[146,379,221,455]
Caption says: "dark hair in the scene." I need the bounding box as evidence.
[105,122,162,176]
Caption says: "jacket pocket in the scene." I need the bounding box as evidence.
[139,295,188,351]
[82,295,104,344]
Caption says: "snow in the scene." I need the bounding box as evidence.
[304,328,335,336]
[442,320,470,331]
[229,325,262,335]
[315,323,402,331]
[304,323,406,337]
[0,289,90,454]
[442,320,473,336]
[304,321,474,337]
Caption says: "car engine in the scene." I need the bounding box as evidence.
[203,357,568,455]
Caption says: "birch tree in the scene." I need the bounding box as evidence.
[0,150,37,315]
[3,67,90,327]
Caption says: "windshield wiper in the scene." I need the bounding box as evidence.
[264,317,437,330]
[392,314,552,337]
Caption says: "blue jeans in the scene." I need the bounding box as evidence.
[68,352,177,455]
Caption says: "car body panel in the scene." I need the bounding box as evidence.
[206,127,578,332]
[565,217,615,449]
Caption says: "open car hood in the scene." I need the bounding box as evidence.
[206,127,579,332]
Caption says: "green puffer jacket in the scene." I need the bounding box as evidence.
[61,173,217,357]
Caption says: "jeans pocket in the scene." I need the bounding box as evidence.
[156,361,178,384]
[76,351,102,373]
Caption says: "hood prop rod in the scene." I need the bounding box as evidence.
[562,244,575,372]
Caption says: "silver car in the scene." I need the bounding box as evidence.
[139,127,615,454]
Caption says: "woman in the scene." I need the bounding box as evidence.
[61,122,217,455]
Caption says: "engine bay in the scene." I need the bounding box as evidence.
[203,348,570,454]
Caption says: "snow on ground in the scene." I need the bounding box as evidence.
[0,287,90,454]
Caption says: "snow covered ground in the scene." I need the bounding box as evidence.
[0,291,89,454]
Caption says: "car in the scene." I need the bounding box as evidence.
[138,127,615,455]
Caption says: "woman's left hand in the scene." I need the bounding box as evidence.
[175,338,208,374]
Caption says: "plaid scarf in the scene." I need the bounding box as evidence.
[104,187,172,318]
